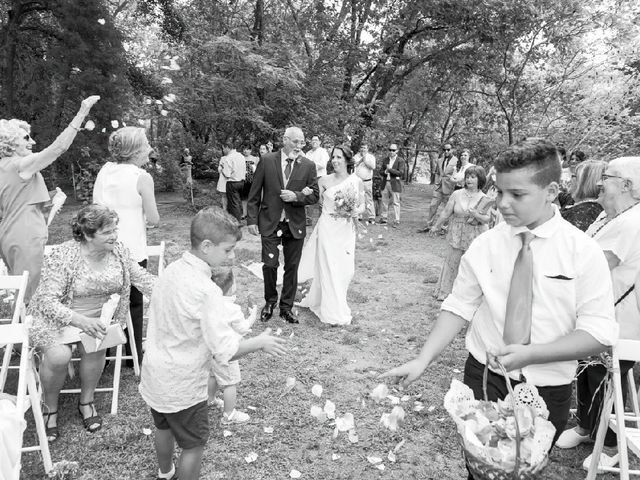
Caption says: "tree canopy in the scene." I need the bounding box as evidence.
[1,0,639,188]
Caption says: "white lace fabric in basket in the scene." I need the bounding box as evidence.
[443,379,556,470]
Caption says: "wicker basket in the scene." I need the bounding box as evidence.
[461,356,549,480]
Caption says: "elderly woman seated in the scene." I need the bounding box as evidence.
[28,204,155,442]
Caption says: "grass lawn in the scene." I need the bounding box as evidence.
[13,184,623,479]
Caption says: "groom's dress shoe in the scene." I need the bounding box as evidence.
[280,310,299,324]
[260,304,275,322]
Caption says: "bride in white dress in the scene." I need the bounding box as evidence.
[298,145,365,325]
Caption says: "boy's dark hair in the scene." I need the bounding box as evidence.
[464,165,487,190]
[494,138,562,187]
[190,207,241,248]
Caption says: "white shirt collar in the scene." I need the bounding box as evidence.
[182,251,212,277]
[509,204,561,239]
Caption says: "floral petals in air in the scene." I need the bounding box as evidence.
[111,120,119,129]
[84,120,95,131]
[97,18,105,25]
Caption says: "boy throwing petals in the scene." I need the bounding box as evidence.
[382,138,618,478]
[140,207,287,480]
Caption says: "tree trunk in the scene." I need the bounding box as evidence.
[2,2,23,116]
[251,0,264,46]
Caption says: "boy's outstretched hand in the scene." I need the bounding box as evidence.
[380,358,427,388]
[259,328,288,357]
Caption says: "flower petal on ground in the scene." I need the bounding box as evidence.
[388,451,397,462]
[376,464,385,471]
[275,328,283,336]
[244,452,258,463]
[310,405,327,422]
[142,428,152,435]
[370,383,389,403]
[332,454,340,460]
[323,400,336,419]
[290,470,302,479]
[223,430,232,437]
[263,426,274,433]
[367,456,382,464]
[394,439,405,452]
[336,413,354,432]
[386,394,400,404]
[347,429,359,443]
[311,384,323,397]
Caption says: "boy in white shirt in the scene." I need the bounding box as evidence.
[140,207,286,480]
[383,138,618,477]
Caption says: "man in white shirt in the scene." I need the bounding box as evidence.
[305,135,329,225]
[220,143,246,221]
[383,138,618,465]
[353,143,376,223]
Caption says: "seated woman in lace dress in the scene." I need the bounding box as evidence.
[28,204,155,442]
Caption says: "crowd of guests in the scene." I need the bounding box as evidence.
[215,137,408,228]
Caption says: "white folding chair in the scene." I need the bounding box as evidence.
[0,272,29,391]
[146,242,166,277]
[586,340,640,479]
[0,321,53,477]
[142,242,165,347]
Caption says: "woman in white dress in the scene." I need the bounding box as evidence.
[93,127,159,366]
[298,145,364,325]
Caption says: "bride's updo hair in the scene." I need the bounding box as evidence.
[331,145,355,174]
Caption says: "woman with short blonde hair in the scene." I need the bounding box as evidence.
[93,126,159,368]
[0,96,99,301]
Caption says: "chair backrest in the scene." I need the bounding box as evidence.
[614,339,640,363]
[0,272,29,325]
[0,323,30,413]
[146,242,165,276]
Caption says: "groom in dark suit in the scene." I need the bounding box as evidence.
[247,127,319,324]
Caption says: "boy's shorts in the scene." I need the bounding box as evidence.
[150,400,209,449]
[210,359,241,387]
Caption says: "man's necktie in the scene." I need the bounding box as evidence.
[285,158,293,181]
[503,231,535,345]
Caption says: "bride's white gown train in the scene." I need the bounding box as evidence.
[298,174,362,325]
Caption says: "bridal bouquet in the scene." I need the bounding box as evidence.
[331,185,365,232]
[444,375,555,479]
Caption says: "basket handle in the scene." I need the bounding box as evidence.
[483,353,522,479]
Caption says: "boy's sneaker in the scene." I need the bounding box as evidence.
[209,397,224,410]
[221,409,250,424]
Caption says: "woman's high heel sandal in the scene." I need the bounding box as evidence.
[43,411,59,443]
[78,401,102,433]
